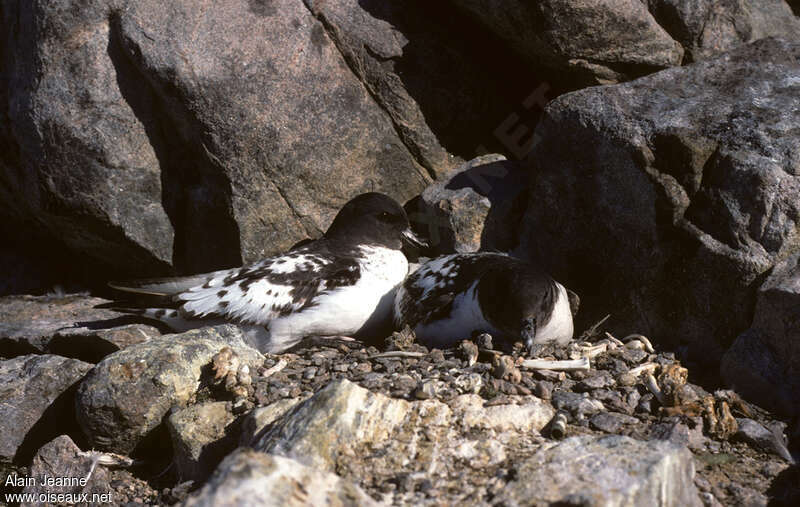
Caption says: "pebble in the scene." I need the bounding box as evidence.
[575,371,615,392]
[414,380,440,400]
[533,381,553,400]
[636,393,654,414]
[552,390,604,417]
[454,373,483,394]
[589,412,638,433]
[475,333,493,350]
[735,418,794,462]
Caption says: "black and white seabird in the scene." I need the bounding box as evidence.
[105,192,425,353]
[394,252,577,351]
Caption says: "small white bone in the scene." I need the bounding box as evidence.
[628,362,659,377]
[645,373,666,405]
[623,334,655,353]
[520,357,590,371]
[262,358,288,377]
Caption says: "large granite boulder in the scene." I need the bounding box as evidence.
[0,0,175,276]
[451,0,684,85]
[0,0,431,277]
[75,325,263,454]
[115,0,431,273]
[721,253,800,415]
[498,435,701,506]
[519,38,800,362]
[646,0,800,63]
[450,0,800,85]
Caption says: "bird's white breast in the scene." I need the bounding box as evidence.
[411,281,498,348]
[268,246,409,345]
[534,282,574,346]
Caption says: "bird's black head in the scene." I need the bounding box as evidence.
[325,192,425,250]
[476,258,560,348]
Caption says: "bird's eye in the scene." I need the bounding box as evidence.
[379,211,393,222]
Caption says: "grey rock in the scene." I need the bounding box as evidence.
[651,418,708,451]
[303,0,558,173]
[734,418,793,461]
[592,389,633,415]
[533,380,554,400]
[414,379,442,399]
[589,412,639,433]
[20,435,111,506]
[720,330,794,416]
[303,0,457,176]
[752,253,800,368]
[452,0,683,85]
[167,402,239,482]
[0,295,147,360]
[408,154,528,255]
[637,394,656,414]
[239,396,310,447]
[0,0,174,276]
[453,372,484,395]
[575,370,616,392]
[626,389,642,412]
[253,379,439,471]
[448,394,554,433]
[646,0,800,62]
[499,435,701,506]
[116,0,429,272]
[726,483,769,506]
[183,449,377,507]
[1,0,432,276]
[552,390,605,418]
[721,253,800,415]
[520,38,800,362]
[50,323,159,364]
[75,325,263,454]
[0,354,92,463]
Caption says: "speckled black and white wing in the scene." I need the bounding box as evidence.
[394,254,498,346]
[109,246,360,329]
[395,252,574,349]
[107,243,410,352]
[175,249,361,324]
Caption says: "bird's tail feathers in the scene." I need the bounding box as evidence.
[108,273,212,297]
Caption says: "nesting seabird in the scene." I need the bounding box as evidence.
[394,252,577,351]
[105,192,425,353]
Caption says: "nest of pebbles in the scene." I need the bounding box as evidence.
[193,323,796,506]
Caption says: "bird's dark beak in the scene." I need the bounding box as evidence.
[402,228,428,248]
[521,317,536,352]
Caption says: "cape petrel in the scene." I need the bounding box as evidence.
[394,252,577,351]
[105,192,425,353]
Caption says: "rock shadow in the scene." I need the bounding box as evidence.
[13,378,88,465]
[356,0,563,161]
